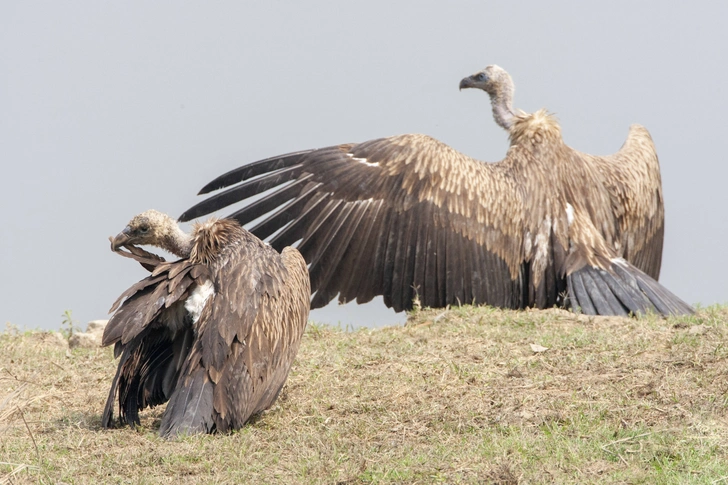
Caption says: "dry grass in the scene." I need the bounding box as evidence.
[2,306,728,484]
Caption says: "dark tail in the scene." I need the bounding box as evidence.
[567,258,693,317]
[158,367,216,439]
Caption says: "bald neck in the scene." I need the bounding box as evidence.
[159,222,194,257]
[490,83,516,131]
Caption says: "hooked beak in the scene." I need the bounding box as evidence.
[459,76,474,91]
[110,226,132,251]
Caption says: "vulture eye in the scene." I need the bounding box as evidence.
[475,73,486,82]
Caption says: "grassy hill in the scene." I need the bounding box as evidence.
[2,306,728,484]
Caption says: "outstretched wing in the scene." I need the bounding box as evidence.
[580,125,664,279]
[180,134,531,312]
[159,235,310,437]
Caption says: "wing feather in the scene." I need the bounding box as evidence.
[354,201,390,305]
[102,259,205,429]
[336,200,381,304]
[311,202,368,307]
[182,164,306,221]
[580,125,664,279]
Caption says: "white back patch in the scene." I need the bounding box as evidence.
[565,203,574,226]
[347,153,379,167]
[185,280,215,324]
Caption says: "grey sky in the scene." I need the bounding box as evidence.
[2,1,726,331]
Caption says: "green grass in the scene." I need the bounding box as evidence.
[2,306,728,484]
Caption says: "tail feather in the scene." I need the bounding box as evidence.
[581,269,628,316]
[631,268,694,316]
[159,368,215,439]
[568,259,693,317]
[567,271,597,315]
[599,268,654,315]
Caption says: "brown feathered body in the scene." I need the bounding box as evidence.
[102,217,310,437]
[178,69,688,317]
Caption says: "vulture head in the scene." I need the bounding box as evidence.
[459,65,517,130]
[459,65,511,95]
[111,209,192,257]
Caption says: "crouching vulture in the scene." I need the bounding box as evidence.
[179,65,692,317]
[102,210,310,438]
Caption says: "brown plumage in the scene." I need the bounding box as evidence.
[178,65,690,317]
[102,210,310,438]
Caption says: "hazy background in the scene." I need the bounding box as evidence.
[2,1,726,331]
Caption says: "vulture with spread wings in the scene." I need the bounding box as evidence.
[101,210,310,438]
[179,65,690,317]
